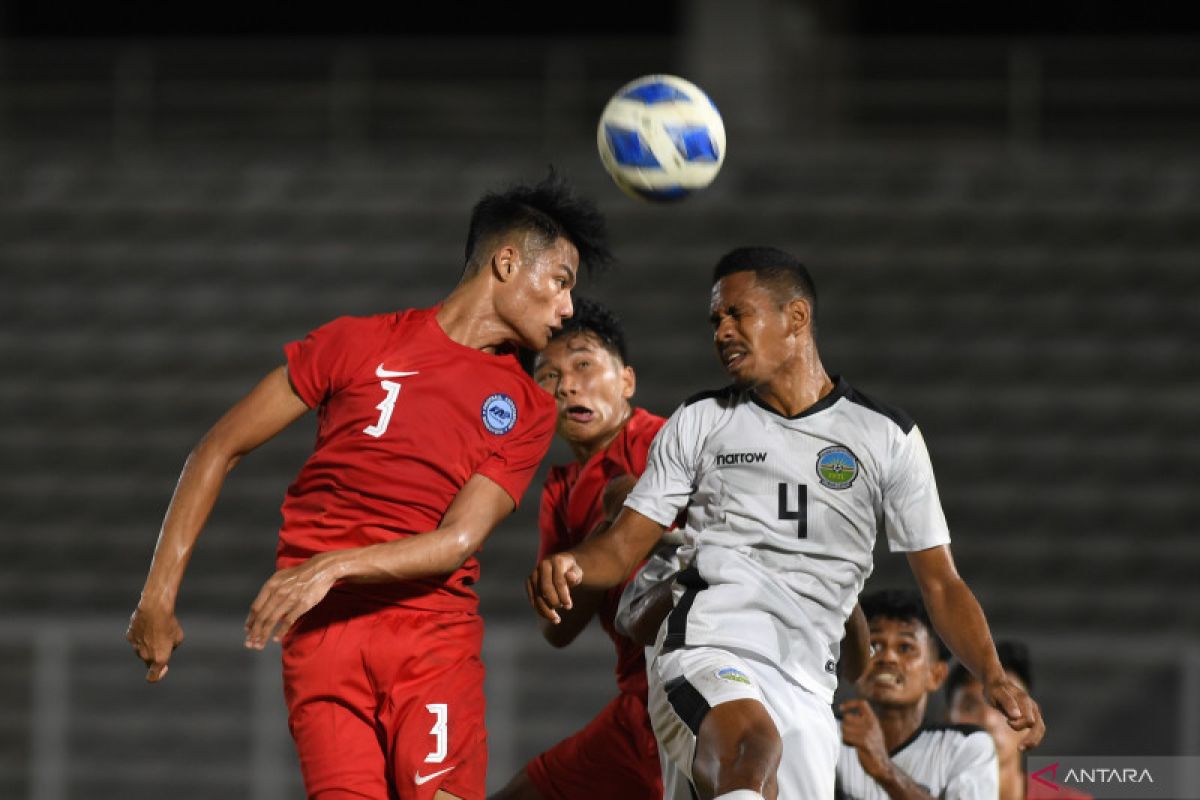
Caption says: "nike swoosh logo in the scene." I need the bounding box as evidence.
[414,766,456,785]
[376,364,420,379]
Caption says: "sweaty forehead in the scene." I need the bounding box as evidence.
[869,617,928,639]
[535,332,605,369]
[548,235,580,269]
[710,272,770,309]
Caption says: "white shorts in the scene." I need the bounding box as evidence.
[648,645,839,800]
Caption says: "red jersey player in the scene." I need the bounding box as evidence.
[126,173,612,800]
[490,298,668,800]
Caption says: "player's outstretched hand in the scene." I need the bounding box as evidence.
[244,554,338,650]
[527,553,583,624]
[986,676,1045,750]
[126,604,184,683]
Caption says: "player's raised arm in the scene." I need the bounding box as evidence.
[127,365,310,682]
[528,505,665,624]
[907,545,1045,750]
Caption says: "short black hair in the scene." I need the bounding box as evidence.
[860,588,951,662]
[464,168,612,276]
[711,246,818,321]
[547,296,628,363]
[945,639,1034,702]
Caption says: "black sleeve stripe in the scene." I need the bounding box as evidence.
[683,385,737,407]
[663,565,708,651]
[664,676,712,737]
[843,385,916,434]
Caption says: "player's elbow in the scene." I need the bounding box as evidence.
[442,529,481,571]
[190,434,241,475]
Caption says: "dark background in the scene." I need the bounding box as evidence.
[1,1,1197,797]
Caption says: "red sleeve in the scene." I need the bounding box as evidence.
[475,392,556,508]
[536,468,571,562]
[283,316,367,408]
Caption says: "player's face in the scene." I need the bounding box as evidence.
[504,236,579,350]
[709,271,797,387]
[948,672,1027,761]
[533,332,634,451]
[856,617,947,709]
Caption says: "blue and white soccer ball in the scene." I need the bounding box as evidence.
[596,74,726,202]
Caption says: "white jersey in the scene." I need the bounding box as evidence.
[624,378,951,701]
[836,724,998,800]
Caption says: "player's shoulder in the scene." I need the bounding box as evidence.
[316,307,423,337]
[918,723,996,757]
[838,379,916,435]
[683,384,740,408]
[920,722,989,738]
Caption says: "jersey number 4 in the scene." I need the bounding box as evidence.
[778,483,808,538]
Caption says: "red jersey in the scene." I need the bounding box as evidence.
[537,407,667,696]
[280,306,556,612]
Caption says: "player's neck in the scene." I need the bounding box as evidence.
[753,355,833,417]
[436,283,517,352]
[870,697,926,752]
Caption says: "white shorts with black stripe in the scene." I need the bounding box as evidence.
[647,645,839,799]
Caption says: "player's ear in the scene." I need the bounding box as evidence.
[927,657,950,692]
[788,297,812,335]
[491,243,520,283]
[621,364,636,400]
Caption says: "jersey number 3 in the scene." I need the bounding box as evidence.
[363,380,402,438]
[778,483,808,538]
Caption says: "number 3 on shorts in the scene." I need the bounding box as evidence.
[424,703,448,763]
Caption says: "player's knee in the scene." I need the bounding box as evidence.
[694,702,781,792]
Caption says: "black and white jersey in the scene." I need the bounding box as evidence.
[836,724,998,800]
[624,378,950,701]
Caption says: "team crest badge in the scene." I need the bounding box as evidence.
[816,445,858,490]
[715,667,752,686]
[481,393,517,435]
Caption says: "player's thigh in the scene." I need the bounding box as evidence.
[525,692,662,800]
[374,609,488,800]
[284,599,389,798]
[647,646,780,786]
[753,660,838,800]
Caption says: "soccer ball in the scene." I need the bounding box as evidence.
[596,74,726,202]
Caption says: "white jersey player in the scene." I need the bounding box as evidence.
[836,725,997,800]
[529,247,1044,800]
[836,589,998,800]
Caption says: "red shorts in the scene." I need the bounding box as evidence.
[282,591,487,799]
[525,690,662,800]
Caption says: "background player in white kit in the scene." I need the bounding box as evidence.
[529,247,1044,800]
[836,589,998,800]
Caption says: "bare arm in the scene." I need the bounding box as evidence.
[536,473,639,647]
[839,602,870,683]
[243,472,518,648]
[126,366,311,681]
[527,506,665,624]
[908,545,1045,749]
[621,575,676,647]
[840,699,936,800]
[537,518,608,648]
